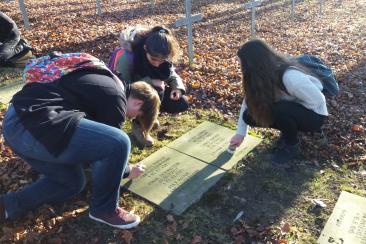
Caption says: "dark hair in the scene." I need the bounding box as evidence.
[237,39,294,126]
[133,26,180,62]
[132,26,179,80]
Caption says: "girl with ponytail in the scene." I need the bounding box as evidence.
[109,25,189,147]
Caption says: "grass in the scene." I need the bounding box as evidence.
[0,76,365,243]
[117,110,364,243]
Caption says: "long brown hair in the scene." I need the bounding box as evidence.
[237,39,293,126]
[129,81,160,134]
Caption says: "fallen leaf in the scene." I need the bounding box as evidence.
[312,199,327,208]
[191,235,202,244]
[233,210,244,222]
[166,214,175,222]
[352,124,364,132]
[118,230,133,244]
[280,222,291,234]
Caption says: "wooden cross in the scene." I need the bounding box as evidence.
[291,0,295,19]
[18,0,30,29]
[175,0,203,65]
[319,0,324,15]
[96,0,101,15]
[243,0,261,38]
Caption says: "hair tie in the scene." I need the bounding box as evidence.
[159,29,166,34]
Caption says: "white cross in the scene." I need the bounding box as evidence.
[291,0,295,19]
[18,0,30,29]
[96,0,101,15]
[175,0,203,65]
[243,0,261,38]
[319,0,324,15]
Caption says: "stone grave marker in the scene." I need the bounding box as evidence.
[317,191,366,244]
[0,80,24,104]
[122,147,225,215]
[243,0,261,38]
[122,121,262,214]
[175,0,203,65]
[167,121,262,170]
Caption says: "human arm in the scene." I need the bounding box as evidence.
[229,99,249,148]
[125,164,145,179]
[165,66,186,93]
[283,69,327,113]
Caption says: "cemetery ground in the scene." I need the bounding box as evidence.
[0,0,365,243]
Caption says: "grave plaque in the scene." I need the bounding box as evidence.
[167,121,262,170]
[122,147,225,215]
[122,122,262,214]
[0,81,24,104]
[317,191,366,244]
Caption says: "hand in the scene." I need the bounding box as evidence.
[170,89,182,101]
[128,164,145,180]
[229,134,245,149]
[151,79,165,90]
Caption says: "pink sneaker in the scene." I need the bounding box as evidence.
[89,207,140,229]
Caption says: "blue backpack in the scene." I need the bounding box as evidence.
[294,54,339,97]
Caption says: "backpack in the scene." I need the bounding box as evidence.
[294,54,339,97]
[24,52,113,84]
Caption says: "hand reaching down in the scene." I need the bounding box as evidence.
[128,164,146,180]
[229,134,245,149]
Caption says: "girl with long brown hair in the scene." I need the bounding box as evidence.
[230,39,328,165]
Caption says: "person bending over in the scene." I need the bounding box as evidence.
[230,39,328,165]
[0,53,160,229]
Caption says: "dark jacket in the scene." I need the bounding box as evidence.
[11,69,128,156]
[0,11,20,43]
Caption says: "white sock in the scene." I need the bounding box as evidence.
[4,210,8,219]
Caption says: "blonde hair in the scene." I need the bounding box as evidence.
[129,81,160,133]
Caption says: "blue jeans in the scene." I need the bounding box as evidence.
[2,105,131,219]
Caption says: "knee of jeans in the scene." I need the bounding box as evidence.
[109,131,131,157]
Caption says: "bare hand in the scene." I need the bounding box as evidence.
[128,164,145,180]
[229,134,245,149]
[151,79,165,90]
[170,89,182,100]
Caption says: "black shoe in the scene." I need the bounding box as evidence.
[271,143,301,166]
[272,133,286,151]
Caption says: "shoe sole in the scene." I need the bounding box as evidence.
[89,213,140,229]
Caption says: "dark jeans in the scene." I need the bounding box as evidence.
[2,105,131,219]
[156,86,189,114]
[243,101,326,145]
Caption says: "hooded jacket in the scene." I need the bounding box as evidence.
[114,26,186,93]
